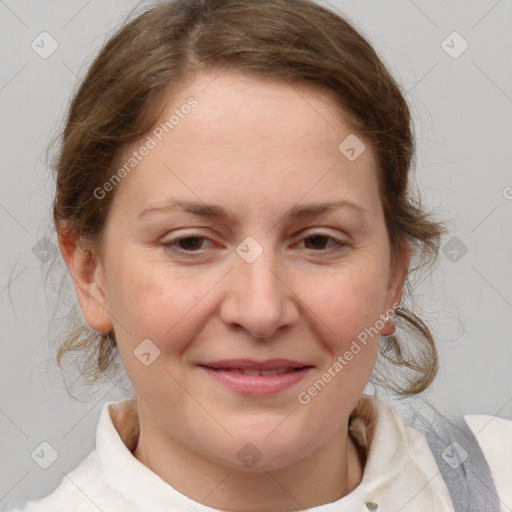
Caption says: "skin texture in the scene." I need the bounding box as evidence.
[59,70,409,511]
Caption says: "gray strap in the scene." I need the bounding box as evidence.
[412,410,500,512]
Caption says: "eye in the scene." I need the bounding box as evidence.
[161,234,214,254]
[161,231,347,256]
[297,232,347,252]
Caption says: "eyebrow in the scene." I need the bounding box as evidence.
[138,199,369,223]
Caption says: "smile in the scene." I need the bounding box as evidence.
[198,360,314,396]
[206,367,303,376]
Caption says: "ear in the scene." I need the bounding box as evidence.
[58,229,113,333]
[380,243,411,336]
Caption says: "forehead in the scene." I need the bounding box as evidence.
[110,70,380,219]
[168,70,361,154]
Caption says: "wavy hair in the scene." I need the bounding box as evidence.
[52,0,446,396]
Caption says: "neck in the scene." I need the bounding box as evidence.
[132,407,364,511]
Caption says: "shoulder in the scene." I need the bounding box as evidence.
[464,413,512,507]
[4,450,136,512]
[401,400,512,511]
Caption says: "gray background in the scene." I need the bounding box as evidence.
[1,0,511,508]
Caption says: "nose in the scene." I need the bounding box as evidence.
[219,245,299,339]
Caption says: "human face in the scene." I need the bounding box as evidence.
[90,70,405,472]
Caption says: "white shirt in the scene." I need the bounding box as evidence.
[6,395,512,512]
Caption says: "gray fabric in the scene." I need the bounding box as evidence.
[411,409,500,511]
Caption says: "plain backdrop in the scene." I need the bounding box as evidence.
[1,0,511,508]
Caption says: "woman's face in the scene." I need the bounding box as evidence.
[76,70,407,471]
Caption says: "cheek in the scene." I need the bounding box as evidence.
[294,267,384,424]
[104,251,173,331]
[104,250,220,354]
[105,256,204,397]
[299,259,389,346]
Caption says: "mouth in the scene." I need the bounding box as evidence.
[200,366,310,376]
[197,359,314,396]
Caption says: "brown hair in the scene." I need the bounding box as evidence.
[52,0,445,396]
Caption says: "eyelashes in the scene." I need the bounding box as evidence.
[298,233,345,251]
[161,232,347,257]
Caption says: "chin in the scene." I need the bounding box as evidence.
[205,434,308,473]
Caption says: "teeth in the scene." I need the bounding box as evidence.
[238,368,294,376]
[212,367,300,375]
[242,369,261,376]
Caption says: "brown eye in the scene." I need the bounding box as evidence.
[161,233,215,255]
[300,232,347,252]
[176,236,204,251]
[304,234,330,250]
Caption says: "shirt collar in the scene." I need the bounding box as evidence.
[95,394,424,511]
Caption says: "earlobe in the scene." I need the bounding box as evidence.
[381,243,411,336]
[57,230,113,333]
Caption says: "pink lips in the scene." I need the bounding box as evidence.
[198,359,314,396]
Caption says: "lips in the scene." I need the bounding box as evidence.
[198,359,314,396]
[209,367,300,376]
[198,358,313,373]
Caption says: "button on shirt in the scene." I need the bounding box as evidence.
[7,395,512,511]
